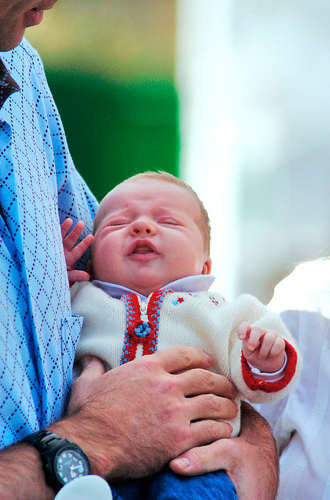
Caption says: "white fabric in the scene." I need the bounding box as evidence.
[269,259,330,317]
[72,281,300,437]
[255,260,330,499]
[54,476,112,500]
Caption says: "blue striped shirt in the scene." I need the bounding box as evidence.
[0,38,98,448]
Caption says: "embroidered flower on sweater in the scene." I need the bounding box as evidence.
[210,296,219,306]
[209,295,226,306]
[172,297,185,306]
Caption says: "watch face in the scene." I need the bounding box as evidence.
[54,447,90,485]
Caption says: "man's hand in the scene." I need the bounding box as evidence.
[170,401,279,500]
[52,346,238,480]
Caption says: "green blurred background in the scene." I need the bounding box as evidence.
[27,0,179,202]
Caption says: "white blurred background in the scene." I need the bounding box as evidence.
[28,0,330,304]
[177,0,330,302]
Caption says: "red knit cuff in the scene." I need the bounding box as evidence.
[241,339,297,392]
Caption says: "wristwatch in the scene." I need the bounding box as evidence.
[23,430,92,492]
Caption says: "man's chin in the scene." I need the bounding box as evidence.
[25,8,44,28]
[0,12,42,52]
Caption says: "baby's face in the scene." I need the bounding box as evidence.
[92,179,211,296]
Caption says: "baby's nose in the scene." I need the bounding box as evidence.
[130,219,156,235]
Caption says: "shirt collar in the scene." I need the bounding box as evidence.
[93,274,216,301]
[0,58,20,109]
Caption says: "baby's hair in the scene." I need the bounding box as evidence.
[122,171,211,254]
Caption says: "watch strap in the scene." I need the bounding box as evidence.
[23,430,69,451]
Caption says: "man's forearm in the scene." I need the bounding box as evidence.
[231,401,279,500]
[0,443,54,500]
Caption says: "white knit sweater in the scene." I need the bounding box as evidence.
[72,281,300,436]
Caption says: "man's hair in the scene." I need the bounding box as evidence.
[122,171,211,254]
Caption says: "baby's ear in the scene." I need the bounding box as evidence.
[87,260,94,281]
[201,257,212,275]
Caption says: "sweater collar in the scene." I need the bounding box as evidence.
[93,274,216,301]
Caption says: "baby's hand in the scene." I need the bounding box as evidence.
[61,218,94,285]
[237,321,286,373]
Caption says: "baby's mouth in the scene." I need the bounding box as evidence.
[132,245,155,255]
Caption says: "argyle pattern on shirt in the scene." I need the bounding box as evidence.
[0,39,98,448]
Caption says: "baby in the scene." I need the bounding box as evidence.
[64,171,301,500]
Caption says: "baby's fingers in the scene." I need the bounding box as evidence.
[268,335,286,359]
[73,234,94,257]
[63,220,86,251]
[237,322,252,340]
[242,326,265,352]
[61,218,74,240]
[258,330,285,359]
[68,269,91,284]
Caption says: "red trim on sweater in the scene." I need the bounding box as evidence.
[121,291,168,363]
[241,339,297,392]
[143,290,165,356]
[121,294,141,363]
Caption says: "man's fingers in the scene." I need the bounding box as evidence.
[79,355,106,379]
[190,419,233,446]
[153,345,214,373]
[188,393,238,421]
[170,433,233,476]
[68,356,106,413]
[178,368,236,399]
